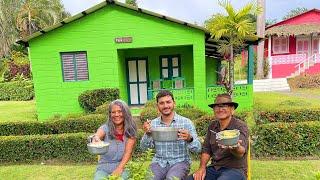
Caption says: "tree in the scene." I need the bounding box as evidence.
[16,0,71,38]
[283,7,308,20]
[256,0,265,79]
[0,0,70,57]
[125,0,138,7]
[205,0,259,95]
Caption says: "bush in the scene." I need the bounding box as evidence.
[78,88,119,112]
[288,74,320,89]
[0,133,96,163]
[140,101,208,123]
[0,114,106,136]
[94,102,110,115]
[0,80,34,100]
[255,109,320,124]
[252,121,320,157]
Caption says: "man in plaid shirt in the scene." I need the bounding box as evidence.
[140,90,201,180]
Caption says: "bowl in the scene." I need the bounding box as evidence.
[151,127,178,142]
[87,142,110,155]
[216,129,240,146]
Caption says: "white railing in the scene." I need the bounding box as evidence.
[295,54,317,75]
[271,54,306,65]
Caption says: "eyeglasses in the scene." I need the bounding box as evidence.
[213,104,231,109]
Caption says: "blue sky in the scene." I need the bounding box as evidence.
[61,0,320,25]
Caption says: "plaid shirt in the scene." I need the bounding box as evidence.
[140,113,201,167]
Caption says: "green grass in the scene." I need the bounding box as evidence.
[0,160,319,180]
[253,91,320,111]
[0,100,37,122]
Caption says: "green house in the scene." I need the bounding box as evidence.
[18,1,255,120]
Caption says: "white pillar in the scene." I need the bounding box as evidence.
[268,36,272,79]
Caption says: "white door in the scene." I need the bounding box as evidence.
[297,38,310,57]
[127,59,148,105]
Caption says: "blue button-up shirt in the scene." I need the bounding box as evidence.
[140,113,201,167]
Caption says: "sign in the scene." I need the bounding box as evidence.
[115,37,132,43]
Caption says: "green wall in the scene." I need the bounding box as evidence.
[28,5,205,120]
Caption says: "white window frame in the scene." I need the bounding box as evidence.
[272,36,289,54]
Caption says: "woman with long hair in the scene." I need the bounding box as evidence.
[92,99,137,180]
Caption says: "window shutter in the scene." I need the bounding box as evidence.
[61,54,76,81]
[75,53,89,80]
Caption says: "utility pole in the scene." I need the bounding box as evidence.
[256,0,265,79]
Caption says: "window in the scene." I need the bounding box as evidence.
[160,55,181,79]
[273,36,289,54]
[61,52,89,82]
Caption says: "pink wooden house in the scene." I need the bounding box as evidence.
[265,9,320,78]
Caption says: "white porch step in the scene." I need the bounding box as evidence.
[236,78,290,92]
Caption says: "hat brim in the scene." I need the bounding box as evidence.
[208,102,238,109]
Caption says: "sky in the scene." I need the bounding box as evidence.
[61,0,320,25]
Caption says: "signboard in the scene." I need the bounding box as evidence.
[115,37,132,43]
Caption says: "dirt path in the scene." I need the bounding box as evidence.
[277,91,320,100]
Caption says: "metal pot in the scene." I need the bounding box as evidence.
[216,129,240,146]
[87,142,110,155]
[151,127,178,142]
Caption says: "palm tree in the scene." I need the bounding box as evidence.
[16,0,70,38]
[205,0,259,95]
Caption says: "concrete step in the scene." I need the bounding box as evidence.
[236,78,291,92]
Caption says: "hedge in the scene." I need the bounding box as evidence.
[0,114,106,136]
[252,121,320,158]
[0,133,96,163]
[255,109,320,124]
[78,88,119,112]
[0,80,34,100]
[288,74,320,89]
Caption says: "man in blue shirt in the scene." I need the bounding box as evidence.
[140,90,201,180]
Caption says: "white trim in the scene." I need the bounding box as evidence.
[272,36,289,54]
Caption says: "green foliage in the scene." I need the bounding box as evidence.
[0,114,106,136]
[287,74,320,89]
[243,53,269,78]
[0,80,34,100]
[315,171,320,180]
[255,109,320,124]
[78,88,119,112]
[283,7,308,20]
[94,102,110,115]
[139,101,207,123]
[126,149,154,180]
[0,132,95,163]
[252,121,320,157]
[125,0,138,7]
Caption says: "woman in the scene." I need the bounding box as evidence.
[92,99,137,180]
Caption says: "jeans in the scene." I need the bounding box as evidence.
[94,169,129,180]
[186,166,245,180]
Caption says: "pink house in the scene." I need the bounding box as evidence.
[265,9,320,78]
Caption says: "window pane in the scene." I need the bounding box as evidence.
[139,83,147,104]
[172,68,179,77]
[129,84,138,104]
[61,54,75,81]
[162,69,168,78]
[172,57,179,66]
[128,61,137,82]
[138,60,146,81]
[162,58,168,67]
[75,53,88,80]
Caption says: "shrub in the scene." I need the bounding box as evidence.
[0,114,106,136]
[0,133,96,163]
[78,88,119,112]
[0,80,34,100]
[94,102,110,115]
[288,74,320,89]
[252,121,320,158]
[255,109,320,124]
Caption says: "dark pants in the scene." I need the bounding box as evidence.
[150,161,190,180]
[186,166,245,180]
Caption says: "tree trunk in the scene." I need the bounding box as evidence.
[256,0,266,79]
[229,45,234,96]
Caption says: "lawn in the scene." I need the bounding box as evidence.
[0,160,319,180]
[0,100,36,122]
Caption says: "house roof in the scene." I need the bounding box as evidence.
[265,23,320,36]
[17,0,260,58]
[265,9,320,36]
